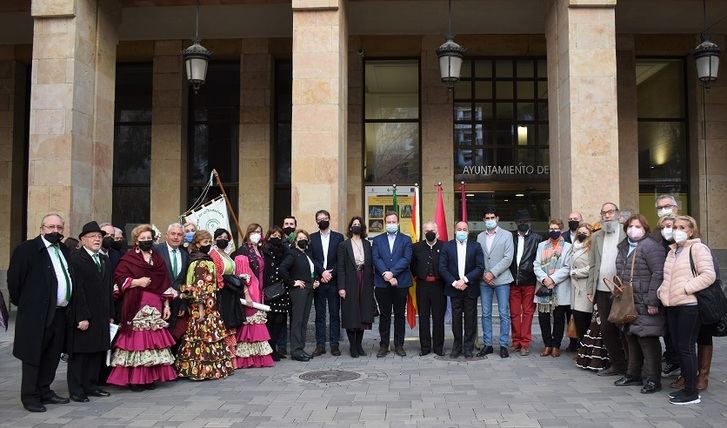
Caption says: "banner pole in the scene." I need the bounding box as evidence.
[212,169,245,240]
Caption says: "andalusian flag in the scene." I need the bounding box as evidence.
[406,186,418,329]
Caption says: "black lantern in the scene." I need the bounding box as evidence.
[436,0,465,88]
[182,1,211,93]
[695,38,720,85]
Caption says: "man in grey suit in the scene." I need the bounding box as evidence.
[587,202,627,376]
[154,223,190,343]
[476,207,515,358]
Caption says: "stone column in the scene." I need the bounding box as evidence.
[239,38,272,232]
[346,37,363,219]
[150,40,187,228]
[291,0,348,231]
[27,0,120,237]
[545,0,619,223]
[617,34,639,214]
[0,52,27,308]
[421,35,454,228]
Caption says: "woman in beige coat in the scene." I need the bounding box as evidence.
[569,223,594,346]
[657,215,715,405]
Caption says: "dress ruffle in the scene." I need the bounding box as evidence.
[107,364,177,386]
[235,354,274,369]
[128,305,169,331]
[236,323,271,342]
[176,357,236,380]
[111,348,175,367]
[114,328,176,351]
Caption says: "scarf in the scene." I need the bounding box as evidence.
[114,248,172,331]
[535,238,564,313]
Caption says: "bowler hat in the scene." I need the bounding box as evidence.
[514,209,532,222]
[78,221,106,239]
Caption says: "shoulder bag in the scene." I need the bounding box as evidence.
[602,248,638,324]
[689,248,727,333]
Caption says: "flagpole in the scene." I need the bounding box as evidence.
[212,169,245,239]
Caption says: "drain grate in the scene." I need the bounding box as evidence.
[299,369,361,383]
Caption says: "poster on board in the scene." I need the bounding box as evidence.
[364,185,420,241]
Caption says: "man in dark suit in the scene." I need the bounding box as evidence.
[277,215,298,357]
[563,211,583,244]
[154,223,190,340]
[66,221,114,403]
[439,221,484,358]
[372,212,413,357]
[410,221,446,356]
[509,210,542,356]
[309,210,345,357]
[99,223,122,272]
[8,213,73,412]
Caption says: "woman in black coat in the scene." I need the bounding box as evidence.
[336,217,375,358]
[280,230,322,361]
[613,214,665,394]
[261,226,292,361]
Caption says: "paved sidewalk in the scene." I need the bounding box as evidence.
[1,318,726,428]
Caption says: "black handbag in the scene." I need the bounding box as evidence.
[263,281,286,302]
[689,248,727,325]
[222,274,245,293]
[535,283,553,297]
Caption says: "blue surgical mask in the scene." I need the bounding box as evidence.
[386,224,398,234]
[184,231,194,243]
[485,219,497,230]
[455,231,468,242]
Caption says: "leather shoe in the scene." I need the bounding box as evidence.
[376,346,389,358]
[292,353,311,362]
[70,394,89,403]
[419,350,431,356]
[330,346,341,356]
[394,346,406,357]
[614,375,643,386]
[551,348,561,358]
[449,350,461,358]
[87,389,110,397]
[476,346,493,357]
[520,347,530,356]
[509,345,521,353]
[500,347,509,358]
[464,352,474,359]
[23,403,46,413]
[312,346,326,357]
[42,393,69,405]
[641,380,661,394]
[540,347,552,357]
[271,351,281,362]
[598,366,625,377]
[435,351,445,357]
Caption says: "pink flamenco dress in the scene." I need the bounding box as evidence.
[233,254,274,368]
[108,249,178,388]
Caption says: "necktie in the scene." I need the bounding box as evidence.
[92,253,102,272]
[171,249,179,278]
[53,245,72,302]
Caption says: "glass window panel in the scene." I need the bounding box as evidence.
[517,103,535,121]
[538,148,550,166]
[538,124,549,146]
[455,149,491,170]
[517,81,534,99]
[475,60,492,78]
[474,124,484,145]
[537,102,548,120]
[454,80,472,99]
[476,103,493,120]
[112,186,150,228]
[365,122,420,184]
[455,123,473,147]
[113,125,151,185]
[517,60,534,78]
[637,59,685,119]
[515,124,535,146]
[496,81,514,99]
[454,103,473,121]
[638,122,687,182]
[497,148,514,165]
[275,123,291,184]
[495,60,513,77]
[537,60,548,78]
[495,102,513,119]
[460,60,472,78]
[493,130,513,147]
[475,80,492,99]
[537,81,548,99]
[365,60,419,119]
[516,148,536,165]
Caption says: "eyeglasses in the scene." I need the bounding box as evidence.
[600,209,616,216]
[657,204,676,209]
[42,224,64,231]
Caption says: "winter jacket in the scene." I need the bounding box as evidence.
[569,242,593,313]
[510,231,542,286]
[657,239,716,308]
[615,236,665,337]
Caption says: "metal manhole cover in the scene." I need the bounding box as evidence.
[434,354,488,362]
[299,370,361,383]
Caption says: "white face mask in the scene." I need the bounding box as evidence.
[657,207,673,218]
[673,230,689,244]
[661,227,673,241]
[627,226,644,240]
[249,233,261,244]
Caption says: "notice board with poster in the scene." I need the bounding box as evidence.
[364,185,420,241]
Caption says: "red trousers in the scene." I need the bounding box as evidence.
[510,285,536,348]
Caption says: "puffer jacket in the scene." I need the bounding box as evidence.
[569,242,593,313]
[615,236,665,337]
[657,239,716,308]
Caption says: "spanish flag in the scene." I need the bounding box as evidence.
[406,186,418,329]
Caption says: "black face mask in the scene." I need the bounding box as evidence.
[102,236,114,250]
[216,239,229,249]
[425,231,436,242]
[549,230,562,241]
[268,237,282,246]
[111,239,125,251]
[568,220,580,232]
[138,240,154,252]
[198,244,211,254]
[297,239,309,250]
[44,232,63,245]
[317,220,330,230]
[350,225,362,235]
[517,223,530,233]
[283,227,295,236]
[576,234,588,243]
